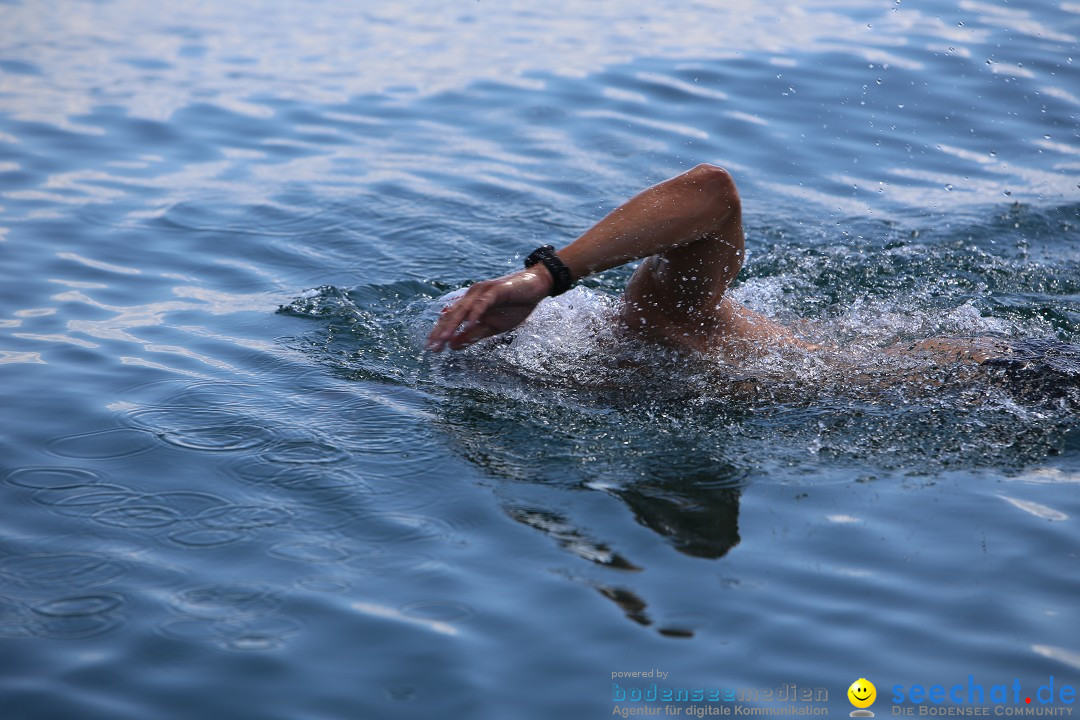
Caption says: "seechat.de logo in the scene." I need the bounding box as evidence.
[848,678,877,717]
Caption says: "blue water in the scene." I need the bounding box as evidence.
[2,1,1079,717]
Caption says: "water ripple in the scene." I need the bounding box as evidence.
[195,504,293,530]
[92,504,183,529]
[222,614,303,651]
[162,583,302,651]
[32,484,138,515]
[159,424,275,452]
[294,576,352,593]
[127,407,276,451]
[0,0,1078,712]
[261,440,351,465]
[268,542,352,564]
[352,512,462,545]
[229,460,372,505]
[32,612,123,639]
[0,554,127,589]
[0,596,35,638]
[4,466,106,490]
[167,528,247,549]
[347,551,440,575]
[45,428,157,459]
[170,583,282,620]
[33,593,124,617]
[126,491,229,518]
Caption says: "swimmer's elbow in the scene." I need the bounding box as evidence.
[685,163,740,213]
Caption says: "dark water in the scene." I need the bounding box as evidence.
[2,1,1079,717]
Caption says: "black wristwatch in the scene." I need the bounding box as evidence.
[524,245,574,296]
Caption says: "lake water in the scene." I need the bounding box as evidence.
[1,1,1079,717]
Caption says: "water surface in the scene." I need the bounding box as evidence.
[1,1,1079,718]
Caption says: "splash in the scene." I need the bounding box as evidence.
[282,217,1080,474]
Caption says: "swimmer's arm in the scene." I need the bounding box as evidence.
[558,163,738,281]
[427,164,736,351]
[893,337,1010,364]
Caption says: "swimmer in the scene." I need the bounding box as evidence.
[425,164,1006,364]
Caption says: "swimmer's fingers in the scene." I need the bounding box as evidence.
[460,288,497,331]
[446,318,500,350]
[427,269,548,351]
[426,300,470,351]
[426,284,495,351]
[442,293,497,350]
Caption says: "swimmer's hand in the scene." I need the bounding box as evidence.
[426,267,553,351]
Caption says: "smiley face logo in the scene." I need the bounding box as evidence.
[848,678,876,714]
